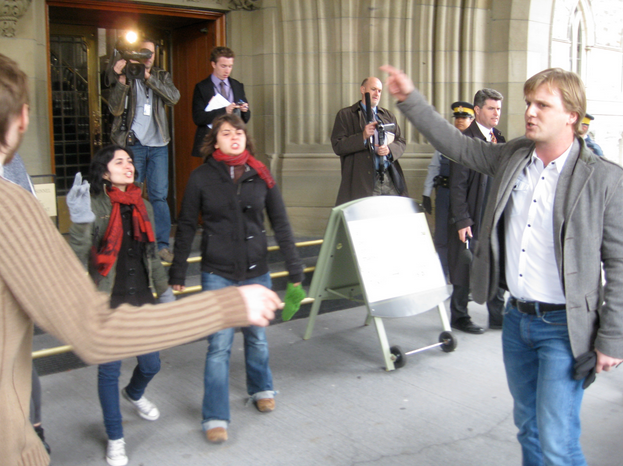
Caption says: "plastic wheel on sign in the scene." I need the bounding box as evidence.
[390,345,406,368]
[439,331,457,353]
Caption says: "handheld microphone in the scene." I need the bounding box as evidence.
[365,92,373,123]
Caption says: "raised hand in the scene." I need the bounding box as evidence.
[66,172,95,223]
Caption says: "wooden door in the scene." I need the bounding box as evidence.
[171,18,224,216]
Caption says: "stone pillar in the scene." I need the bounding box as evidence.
[0,0,51,176]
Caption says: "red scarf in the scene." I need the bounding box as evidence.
[94,184,155,277]
[212,149,275,188]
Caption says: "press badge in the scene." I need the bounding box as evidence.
[143,103,151,116]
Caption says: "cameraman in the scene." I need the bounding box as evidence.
[108,38,180,263]
[331,76,407,206]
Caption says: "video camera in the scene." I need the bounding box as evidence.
[377,122,395,147]
[113,37,153,81]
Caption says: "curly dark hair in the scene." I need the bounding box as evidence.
[88,144,137,195]
[201,114,256,161]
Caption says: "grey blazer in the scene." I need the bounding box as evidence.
[398,91,623,359]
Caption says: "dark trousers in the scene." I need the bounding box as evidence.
[450,284,505,326]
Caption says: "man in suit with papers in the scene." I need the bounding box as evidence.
[191,46,250,158]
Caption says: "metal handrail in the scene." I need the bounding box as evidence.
[163,239,324,266]
[32,240,322,359]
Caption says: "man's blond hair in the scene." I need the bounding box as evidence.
[524,68,586,138]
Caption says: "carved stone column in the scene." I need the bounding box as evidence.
[0,0,31,37]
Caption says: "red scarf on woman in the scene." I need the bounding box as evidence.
[212,149,275,188]
[94,184,155,277]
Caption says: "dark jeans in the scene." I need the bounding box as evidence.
[200,272,274,430]
[131,141,171,250]
[97,352,161,440]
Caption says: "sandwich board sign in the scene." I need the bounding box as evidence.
[304,196,452,370]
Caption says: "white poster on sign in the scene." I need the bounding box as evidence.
[346,212,444,303]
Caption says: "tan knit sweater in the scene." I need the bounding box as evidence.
[0,179,249,466]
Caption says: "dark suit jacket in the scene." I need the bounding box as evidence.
[191,76,250,158]
[447,121,505,285]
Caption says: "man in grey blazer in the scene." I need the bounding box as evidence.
[382,65,623,466]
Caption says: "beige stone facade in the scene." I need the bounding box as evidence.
[3,0,623,235]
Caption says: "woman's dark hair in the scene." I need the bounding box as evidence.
[201,113,255,161]
[88,144,136,195]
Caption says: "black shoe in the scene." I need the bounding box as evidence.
[452,320,485,334]
[34,425,51,454]
[489,322,503,330]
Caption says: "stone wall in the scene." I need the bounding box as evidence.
[228,0,499,235]
[5,0,623,236]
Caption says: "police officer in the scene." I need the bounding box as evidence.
[422,101,474,276]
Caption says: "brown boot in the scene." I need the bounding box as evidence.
[206,427,227,443]
[255,398,275,413]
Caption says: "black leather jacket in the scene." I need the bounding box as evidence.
[108,67,180,147]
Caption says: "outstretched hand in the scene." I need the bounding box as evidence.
[238,284,282,327]
[379,65,415,102]
[66,172,95,223]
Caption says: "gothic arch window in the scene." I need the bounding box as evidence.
[570,5,585,76]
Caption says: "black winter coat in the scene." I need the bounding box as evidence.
[447,121,505,286]
[169,156,304,285]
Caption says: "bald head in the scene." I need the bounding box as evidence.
[360,77,383,108]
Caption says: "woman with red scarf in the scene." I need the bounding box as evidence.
[69,145,175,466]
[169,114,304,444]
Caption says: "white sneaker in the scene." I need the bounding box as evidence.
[122,388,160,421]
[106,438,128,466]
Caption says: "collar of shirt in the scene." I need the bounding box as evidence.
[475,121,494,141]
[533,141,572,173]
[211,74,230,95]
[360,102,378,117]
[504,142,573,304]
[211,74,225,87]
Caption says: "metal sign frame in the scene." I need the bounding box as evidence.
[304,196,452,370]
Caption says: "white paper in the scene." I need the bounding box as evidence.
[385,131,395,146]
[346,213,444,303]
[205,93,231,112]
[34,183,57,217]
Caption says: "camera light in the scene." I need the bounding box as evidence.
[125,31,138,44]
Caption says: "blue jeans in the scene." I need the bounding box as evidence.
[200,272,274,429]
[502,301,586,466]
[131,141,171,250]
[97,352,161,440]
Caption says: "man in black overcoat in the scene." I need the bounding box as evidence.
[448,88,506,333]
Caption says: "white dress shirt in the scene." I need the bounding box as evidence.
[475,121,493,142]
[504,144,573,304]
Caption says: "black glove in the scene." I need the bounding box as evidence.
[422,195,432,214]
[573,350,597,389]
[459,234,473,265]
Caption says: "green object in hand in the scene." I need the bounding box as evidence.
[282,283,306,321]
